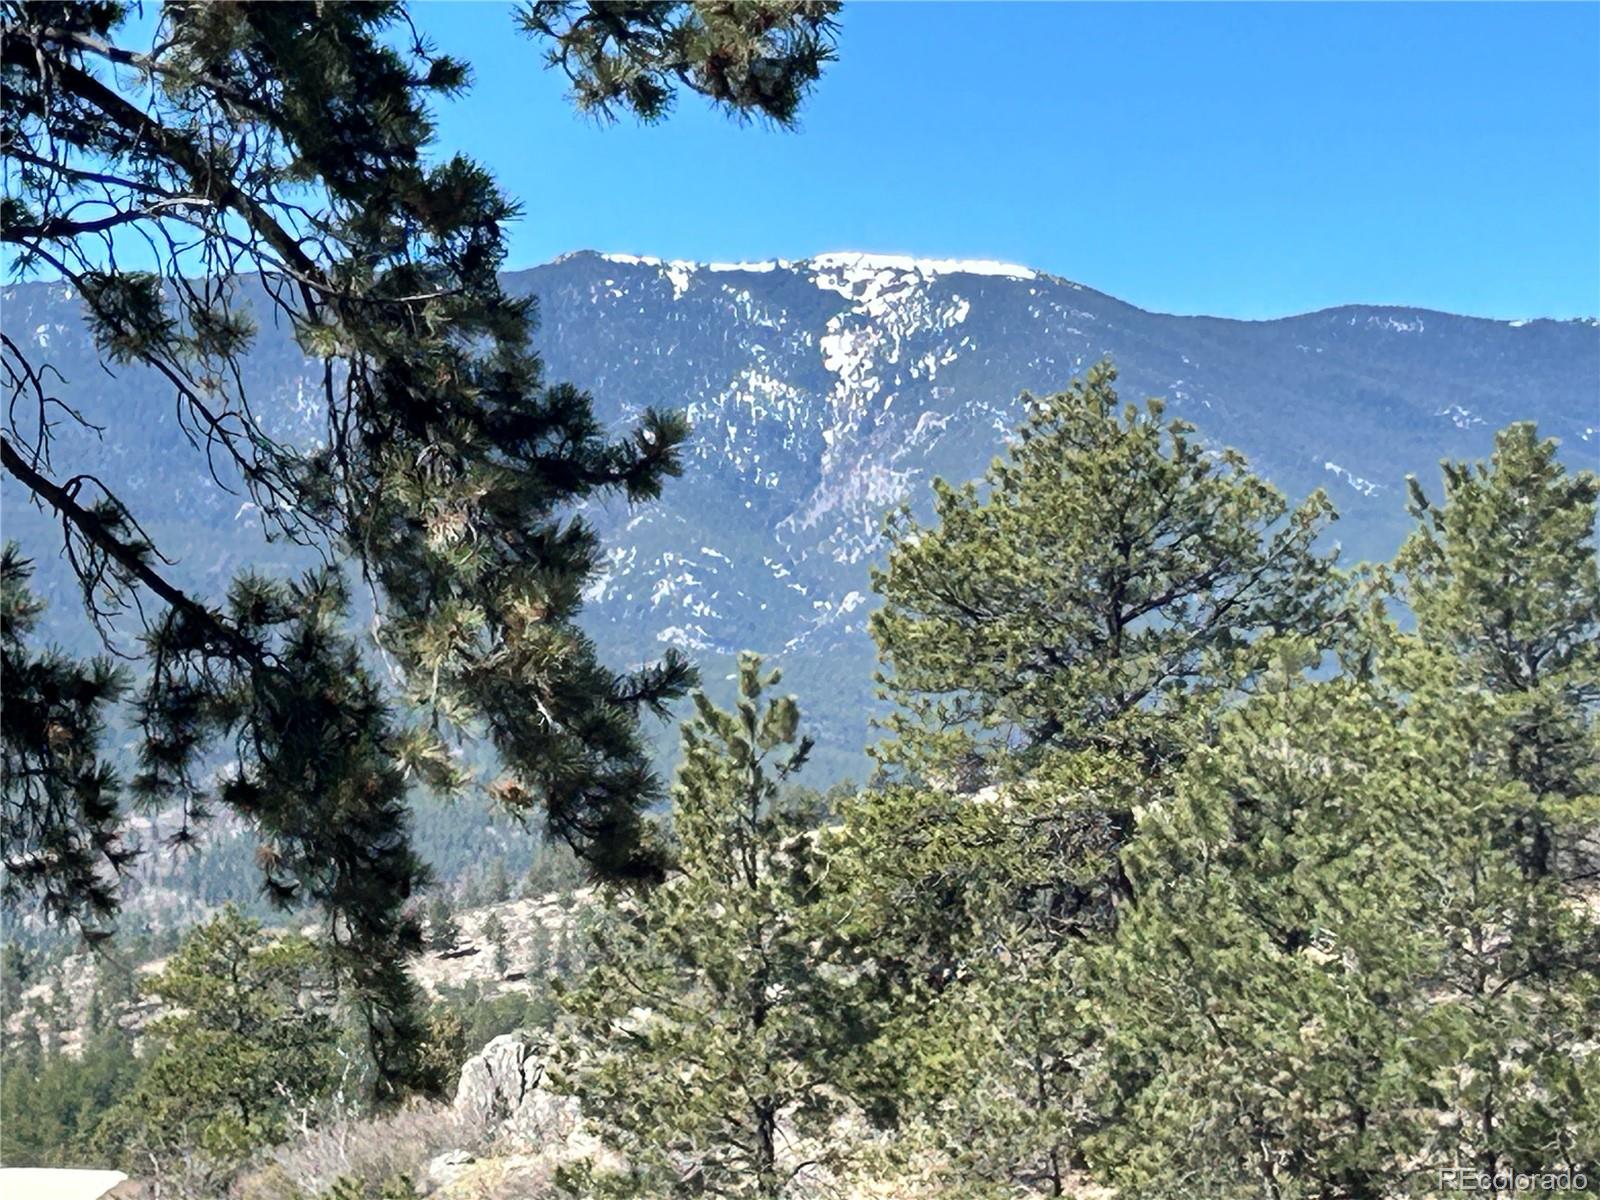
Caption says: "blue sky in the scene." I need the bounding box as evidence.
[415,1,1599,320]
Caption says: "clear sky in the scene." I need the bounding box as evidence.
[412,1,1599,321]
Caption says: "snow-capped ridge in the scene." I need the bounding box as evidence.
[570,249,1042,285]
[806,251,1038,282]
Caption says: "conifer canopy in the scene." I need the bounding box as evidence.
[0,0,838,1089]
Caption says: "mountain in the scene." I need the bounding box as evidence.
[4,251,1597,780]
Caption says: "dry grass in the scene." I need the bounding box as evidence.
[233,1101,485,1200]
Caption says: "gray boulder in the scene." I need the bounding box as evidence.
[420,1149,474,1194]
[452,1032,581,1146]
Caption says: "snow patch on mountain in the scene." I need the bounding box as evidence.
[808,251,1038,282]
[1323,461,1384,496]
[1360,313,1426,334]
[588,249,1043,295]
[1436,404,1485,430]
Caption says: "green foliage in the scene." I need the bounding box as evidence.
[1080,425,1600,1192]
[432,979,559,1065]
[553,652,847,1198]
[831,767,1132,1195]
[520,1,841,125]
[316,1175,419,1200]
[1087,638,1599,1193]
[482,911,510,976]
[0,0,833,1086]
[1,544,133,930]
[523,837,589,898]
[409,1004,471,1100]
[0,940,32,1010]
[96,907,340,1178]
[426,893,460,952]
[870,359,1339,782]
[484,857,511,905]
[133,567,437,1091]
[0,1028,142,1168]
[1,402,1591,1196]
[834,362,1344,1190]
[1395,421,1600,873]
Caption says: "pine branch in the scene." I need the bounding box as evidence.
[0,436,265,665]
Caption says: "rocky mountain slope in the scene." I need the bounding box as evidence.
[4,251,1596,775]
[6,887,586,1057]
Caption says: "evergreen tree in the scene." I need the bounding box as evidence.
[485,857,512,905]
[1082,425,1600,1192]
[550,925,572,977]
[1394,422,1599,878]
[525,838,586,898]
[522,1,840,125]
[1,546,132,930]
[413,1004,470,1099]
[426,893,460,952]
[0,1025,141,1168]
[96,954,141,1015]
[870,360,1338,782]
[553,653,846,1199]
[96,906,338,1181]
[834,363,1342,1187]
[85,986,107,1037]
[40,977,68,1056]
[482,911,510,976]
[2,1,837,1081]
[0,940,30,1011]
[1086,635,1599,1194]
[527,918,554,976]
[13,1015,44,1076]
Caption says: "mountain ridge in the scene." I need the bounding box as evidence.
[4,250,1596,777]
[544,248,1600,325]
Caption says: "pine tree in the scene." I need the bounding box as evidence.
[427,893,460,952]
[834,362,1342,1187]
[521,2,839,125]
[96,906,338,1181]
[0,1021,140,1168]
[1395,422,1599,878]
[1,546,133,931]
[13,1016,43,1076]
[525,838,586,898]
[1082,424,1600,1192]
[1086,634,1599,1194]
[485,857,512,905]
[553,653,846,1199]
[86,986,107,1037]
[527,919,553,976]
[2,2,838,1084]
[0,940,31,1012]
[38,986,64,1058]
[870,359,1338,782]
[482,911,510,976]
[413,1004,470,1100]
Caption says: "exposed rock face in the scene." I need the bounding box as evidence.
[452,1033,581,1147]
[420,1149,475,1195]
[453,1033,535,1126]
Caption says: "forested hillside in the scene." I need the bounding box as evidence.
[7,251,1593,945]
[7,381,1597,1197]
[2,3,1595,1197]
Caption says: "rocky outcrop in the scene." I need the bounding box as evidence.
[421,1149,475,1194]
[452,1033,581,1147]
